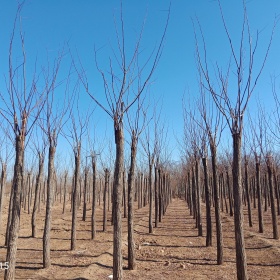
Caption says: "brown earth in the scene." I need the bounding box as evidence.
[0,196,279,280]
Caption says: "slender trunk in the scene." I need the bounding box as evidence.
[27,173,32,214]
[232,132,247,280]
[188,171,193,216]
[0,163,7,229]
[266,158,279,239]
[256,160,263,233]
[191,167,197,221]
[195,157,203,236]
[82,167,88,222]
[226,169,234,216]
[159,169,163,223]
[148,162,153,234]
[91,157,97,239]
[43,145,56,268]
[244,157,252,227]
[154,167,159,227]
[274,174,280,216]
[62,172,68,214]
[123,171,127,218]
[210,143,223,265]
[103,169,109,232]
[71,145,81,250]
[5,135,24,280]
[5,180,14,246]
[202,157,212,247]
[127,134,137,270]
[32,153,44,237]
[113,121,124,280]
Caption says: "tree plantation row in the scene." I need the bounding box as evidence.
[1,1,280,280]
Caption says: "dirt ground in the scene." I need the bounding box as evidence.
[0,195,280,280]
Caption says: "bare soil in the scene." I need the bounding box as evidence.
[0,196,279,279]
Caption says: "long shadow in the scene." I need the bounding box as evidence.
[136,257,219,266]
[247,262,280,267]
[72,278,90,280]
[135,230,198,239]
[17,248,42,252]
[246,245,272,250]
[93,262,112,269]
[53,263,91,268]
[16,265,41,270]
[142,244,205,249]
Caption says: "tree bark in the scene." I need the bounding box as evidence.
[62,172,68,214]
[5,135,24,280]
[266,158,279,239]
[0,163,7,229]
[113,120,124,280]
[195,157,203,236]
[91,156,97,239]
[232,132,247,280]
[148,163,153,234]
[244,157,253,227]
[82,167,88,222]
[202,157,212,246]
[32,153,44,237]
[71,145,81,250]
[103,169,109,232]
[43,145,56,268]
[127,134,137,270]
[210,143,223,265]
[123,171,127,218]
[154,167,159,228]
[255,160,263,233]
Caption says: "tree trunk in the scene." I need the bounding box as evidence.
[232,132,247,280]
[5,135,24,280]
[148,163,153,234]
[0,163,7,229]
[113,121,124,280]
[255,160,263,233]
[191,167,197,221]
[43,145,56,268]
[154,167,159,227]
[91,156,97,239]
[202,157,212,247]
[244,157,252,227]
[82,167,88,222]
[210,143,223,265]
[32,153,44,237]
[266,158,279,239]
[123,171,127,218]
[27,173,32,214]
[195,157,203,236]
[188,171,193,216]
[226,169,234,216]
[62,172,68,214]
[127,134,137,270]
[103,169,109,232]
[71,145,81,250]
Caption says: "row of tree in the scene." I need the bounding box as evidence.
[0,1,279,280]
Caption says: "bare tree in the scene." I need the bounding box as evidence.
[197,84,225,262]
[194,1,276,278]
[126,97,147,269]
[0,4,49,279]
[74,2,169,278]
[41,59,70,268]
[64,97,91,250]
[31,129,47,237]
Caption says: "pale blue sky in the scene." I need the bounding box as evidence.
[0,0,280,167]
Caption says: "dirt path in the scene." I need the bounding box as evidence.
[0,198,279,279]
